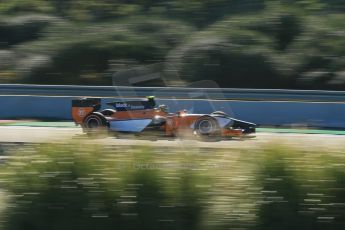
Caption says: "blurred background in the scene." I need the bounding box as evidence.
[0,0,344,89]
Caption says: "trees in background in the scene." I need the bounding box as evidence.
[0,0,344,90]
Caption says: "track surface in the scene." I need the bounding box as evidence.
[1,121,345,135]
[0,126,344,150]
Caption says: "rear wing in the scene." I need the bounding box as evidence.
[71,98,101,124]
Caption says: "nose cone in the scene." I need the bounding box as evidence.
[247,125,256,134]
[232,119,256,134]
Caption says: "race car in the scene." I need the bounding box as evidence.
[71,96,256,139]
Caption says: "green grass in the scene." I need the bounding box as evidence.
[257,127,345,135]
[0,142,344,230]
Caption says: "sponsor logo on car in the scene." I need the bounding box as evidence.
[130,105,145,110]
[115,103,129,108]
[78,108,86,117]
[115,103,145,110]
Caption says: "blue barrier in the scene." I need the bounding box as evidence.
[1,84,345,102]
[1,95,344,128]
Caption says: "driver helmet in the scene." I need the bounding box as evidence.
[159,104,168,113]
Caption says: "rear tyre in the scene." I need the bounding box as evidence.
[83,113,108,136]
[194,116,221,141]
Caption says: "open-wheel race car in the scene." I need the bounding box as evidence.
[72,96,256,139]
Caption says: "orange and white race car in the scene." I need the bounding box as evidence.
[72,96,256,139]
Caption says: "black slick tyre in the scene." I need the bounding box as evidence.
[83,113,108,136]
[194,116,221,141]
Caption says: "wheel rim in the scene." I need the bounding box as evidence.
[198,120,213,134]
[87,117,101,129]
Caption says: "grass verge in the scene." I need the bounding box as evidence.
[0,142,344,230]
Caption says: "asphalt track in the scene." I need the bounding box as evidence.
[0,126,344,150]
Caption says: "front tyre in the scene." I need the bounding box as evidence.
[194,116,221,141]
